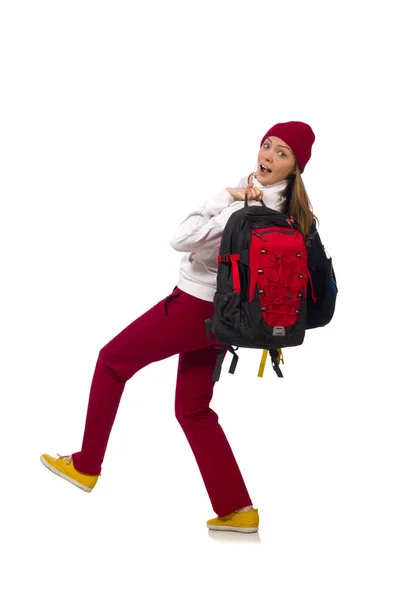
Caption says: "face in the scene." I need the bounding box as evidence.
[255,135,297,185]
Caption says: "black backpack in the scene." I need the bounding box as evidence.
[205,196,337,381]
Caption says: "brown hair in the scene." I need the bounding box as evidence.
[284,163,318,247]
[249,163,318,247]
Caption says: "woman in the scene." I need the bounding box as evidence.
[41,121,317,534]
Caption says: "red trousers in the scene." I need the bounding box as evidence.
[72,287,252,516]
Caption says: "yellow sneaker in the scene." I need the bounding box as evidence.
[207,508,259,533]
[40,453,100,493]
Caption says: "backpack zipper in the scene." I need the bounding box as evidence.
[252,229,295,239]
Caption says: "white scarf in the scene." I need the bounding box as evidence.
[251,175,288,212]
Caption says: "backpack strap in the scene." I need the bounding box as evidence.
[258,349,285,378]
[212,345,239,382]
[212,347,227,382]
[217,253,241,293]
[204,318,240,382]
[269,348,284,378]
[257,350,269,377]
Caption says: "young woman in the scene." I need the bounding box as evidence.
[41,121,317,534]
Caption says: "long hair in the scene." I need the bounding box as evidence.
[284,163,318,247]
[250,162,318,247]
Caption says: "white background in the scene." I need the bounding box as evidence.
[1,1,396,598]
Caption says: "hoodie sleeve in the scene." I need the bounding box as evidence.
[170,177,249,253]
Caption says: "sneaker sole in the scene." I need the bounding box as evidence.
[40,455,94,493]
[207,525,258,533]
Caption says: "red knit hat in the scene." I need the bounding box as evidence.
[259,121,315,173]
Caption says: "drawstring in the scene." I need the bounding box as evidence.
[255,248,312,316]
[164,287,182,316]
[164,296,172,316]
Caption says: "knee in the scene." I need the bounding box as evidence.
[175,399,196,425]
[175,404,185,425]
[97,345,112,365]
[175,403,216,427]
[96,345,126,382]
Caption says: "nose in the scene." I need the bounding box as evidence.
[261,149,273,162]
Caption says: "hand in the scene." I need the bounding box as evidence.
[226,183,263,202]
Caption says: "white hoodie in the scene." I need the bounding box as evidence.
[170,174,289,302]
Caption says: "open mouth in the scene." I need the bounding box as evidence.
[260,164,272,174]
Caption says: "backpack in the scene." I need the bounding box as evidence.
[305,222,338,330]
[204,196,337,381]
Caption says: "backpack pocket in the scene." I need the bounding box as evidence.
[305,239,338,329]
[213,291,242,333]
[249,226,308,329]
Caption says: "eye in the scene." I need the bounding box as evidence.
[262,142,286,158]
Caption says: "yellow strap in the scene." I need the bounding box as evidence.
[258,349,285,377]
[257,349,268,377]
[277,348,284,365]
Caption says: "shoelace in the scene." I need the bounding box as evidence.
[57,453,72,464]
[55,453,102,477]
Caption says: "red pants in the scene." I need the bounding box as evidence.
[72,287,252,517]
